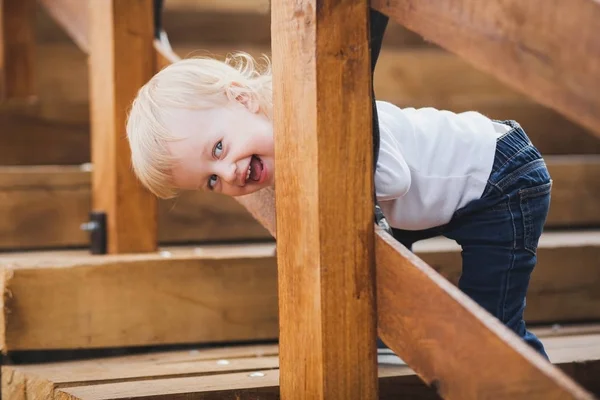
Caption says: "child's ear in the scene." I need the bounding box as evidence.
[226,82,260,113]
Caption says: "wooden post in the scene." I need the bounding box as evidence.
[0,0,35,101]
[271,1,378,399]
[88,0,157,254]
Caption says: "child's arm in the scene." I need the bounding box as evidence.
[375,111,411,202]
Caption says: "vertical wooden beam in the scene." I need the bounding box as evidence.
[271,1,378,399]
[88,0,157,254]
[0,0,35,101]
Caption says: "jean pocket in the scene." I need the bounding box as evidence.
[519,180,552,255]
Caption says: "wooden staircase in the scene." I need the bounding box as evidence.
[1,0,599,399]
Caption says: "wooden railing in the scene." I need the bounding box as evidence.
[2,0,598,399]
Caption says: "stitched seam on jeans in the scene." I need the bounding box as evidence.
[502,198,518,322]
[494,146,531,174]
[495,159,545,191]
[519,180,552,200]
[521,195,534,255]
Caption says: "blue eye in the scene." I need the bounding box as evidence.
[214,141,223,158]
[208,174,218,190]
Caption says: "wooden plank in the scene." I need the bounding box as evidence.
[34,0,427,49]
[538,156,600,228]
[0,0,35,100]
[376,230,594,399]
[0,165,271,250]
[271,0,378,398]
[1,232,598,352]
[2,44,598,166]
[371,0,600,138]
[88,0,157,253]
[0,155,595,250]
[38,0,88,53]
[53,368,428,400]
[2,331,598,400]
[414,231,600,324]
[165,0,269,14]
[3,345,280,396]
[0,243,278,351]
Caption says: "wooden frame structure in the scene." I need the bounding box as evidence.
[1,0,599,398]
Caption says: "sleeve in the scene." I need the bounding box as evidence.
[374,110,411,202]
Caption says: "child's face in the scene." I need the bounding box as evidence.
[164,101,274,197]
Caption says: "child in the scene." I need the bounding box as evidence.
[126,53,552,360]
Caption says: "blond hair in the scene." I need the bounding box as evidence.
[126,52,272,199]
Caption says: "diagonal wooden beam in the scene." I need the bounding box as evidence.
[376,229,594,399]
[38,0,89,53]
[371,0,600,138]
[0,0,36,101]
[270,0,378,398]
[37,0,179,78]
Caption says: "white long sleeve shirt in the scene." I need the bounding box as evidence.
[375,100,510,230]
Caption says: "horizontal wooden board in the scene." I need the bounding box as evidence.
[0,243,279,351]
[3,329,599,399]
[34,1,428,49]
[0,231,599,352]
[0,165,270,250]
[413,231,600,324]
[0,155,596,250]
[2,43,598,166]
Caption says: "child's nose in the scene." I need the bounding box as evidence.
[219,162,240,185]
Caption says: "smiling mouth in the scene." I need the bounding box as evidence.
[246,155,264,182]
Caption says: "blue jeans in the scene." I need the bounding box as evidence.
[385,120,552,359]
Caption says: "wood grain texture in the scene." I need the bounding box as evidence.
[271,0,378,398]
[0,232,599,352]
[376,230,594,399]
[371,0,600,137]
[0,243,279,351]
[3,330,599,400]
[88,0,157,253]
[0,0,35,100]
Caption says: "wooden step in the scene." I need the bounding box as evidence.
[2,43,599,166]
[0,230,598,352]
[0,155,597,251]
[2,326,599,399]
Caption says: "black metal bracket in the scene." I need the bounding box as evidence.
[81,211,107,254]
